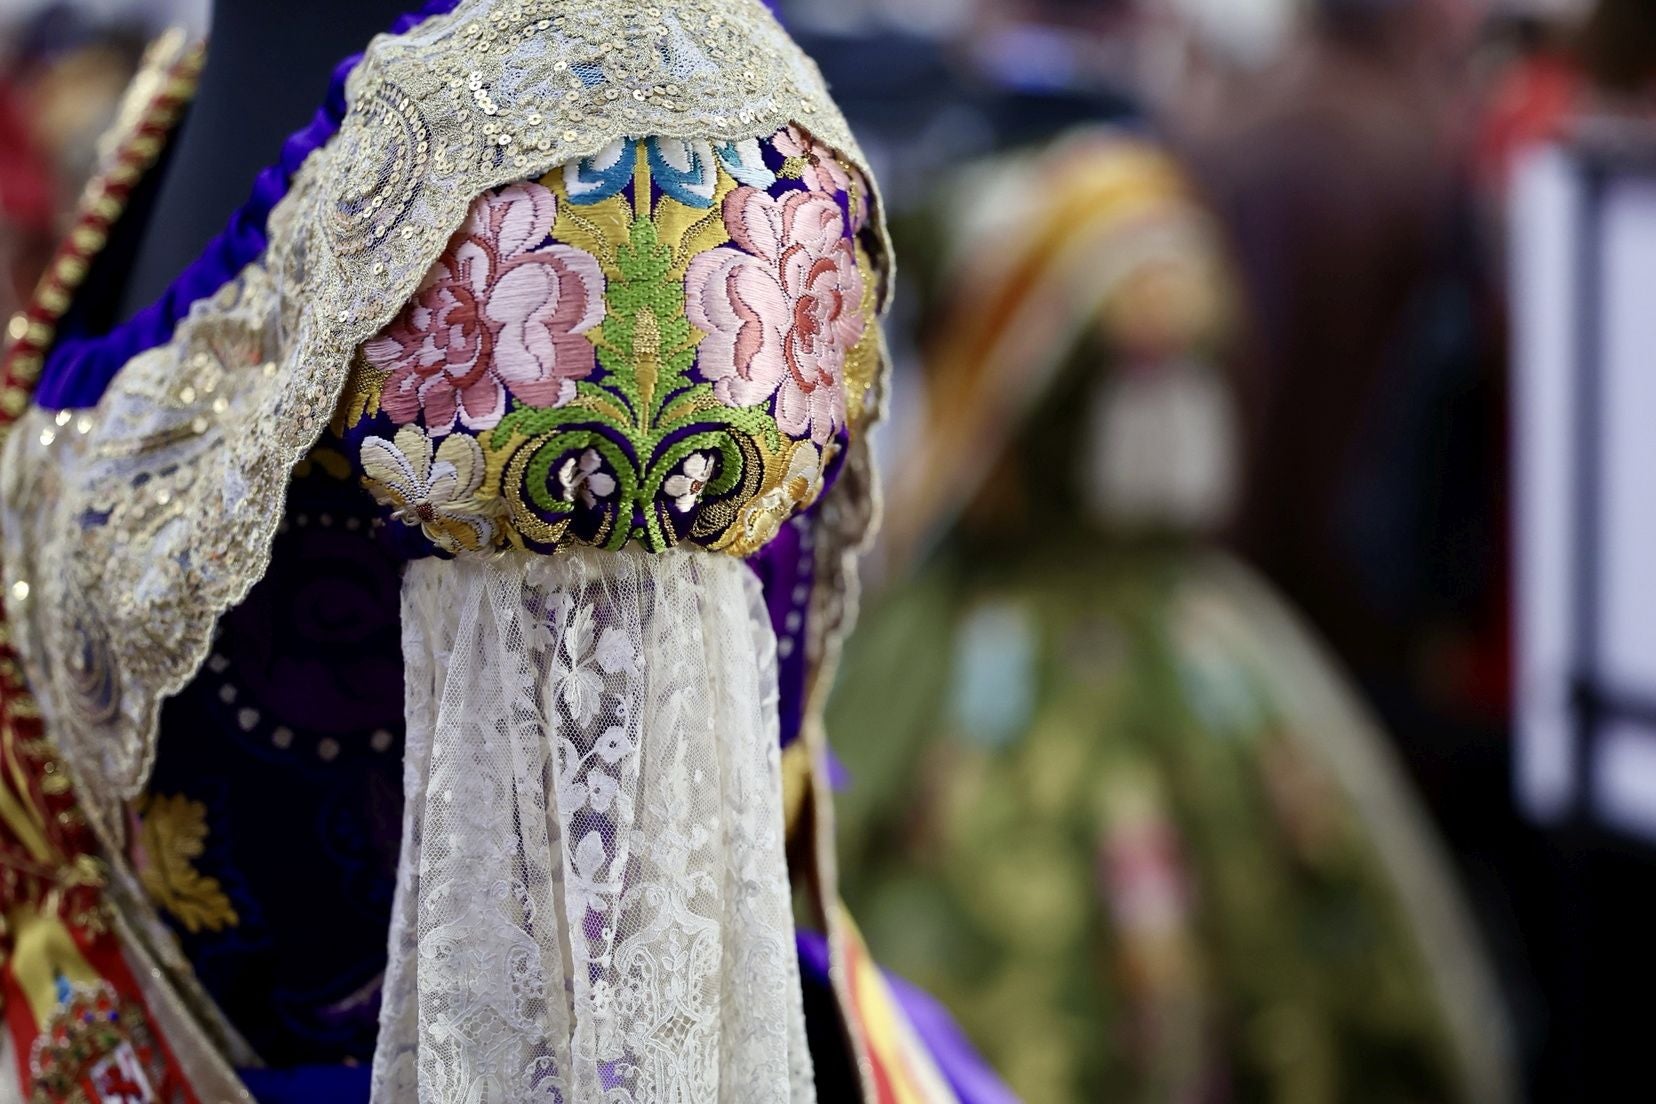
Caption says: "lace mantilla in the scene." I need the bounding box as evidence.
[0,0,890,841]
[374,549,813,1103]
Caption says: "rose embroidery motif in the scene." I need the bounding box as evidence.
[685,187,865,445]
[365,182,605,435]
[775,125,871,232]
[343,126,884,559]
[360,425,495,552]
[774,125,852,198]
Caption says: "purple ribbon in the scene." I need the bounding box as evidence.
[796,931,1021,1104]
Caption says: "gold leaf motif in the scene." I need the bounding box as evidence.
[657,389,721,428]
[136,792,239,934]
[657,162,735,277]
[547,185,632,277]
[711,438,825,557]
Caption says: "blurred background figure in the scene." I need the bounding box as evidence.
[1184,5,1540,1092]
[809,1,1514,1102]
[0,2,184,323]
[829,120,1512,1102]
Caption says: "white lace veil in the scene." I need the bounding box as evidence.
[374,550,813,1103]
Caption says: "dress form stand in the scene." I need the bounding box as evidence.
[114,0,416,319]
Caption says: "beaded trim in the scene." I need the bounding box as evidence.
[0,30,206,950]
[0,38,204,429]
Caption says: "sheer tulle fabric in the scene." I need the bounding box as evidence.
[372,549,814,1103]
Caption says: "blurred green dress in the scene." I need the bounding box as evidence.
[829,129,1513,1104]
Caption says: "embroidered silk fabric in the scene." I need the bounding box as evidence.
[338,125,880,560]
[373,550,812,1104]
[322,127,872,1098]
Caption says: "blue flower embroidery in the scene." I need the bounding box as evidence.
[563,137,776,208]
[563,138,634,204]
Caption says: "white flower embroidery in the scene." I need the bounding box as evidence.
[568,829,615,922]
[558,448,616,508]
[663,452,715,513]
[585,770,621,813]
[550,604,603,725]
[360,425,494,552]
[593,726,635,765]
[594,626,639,677]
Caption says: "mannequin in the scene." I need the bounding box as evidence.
[0,2,1009,1100]
[112,0,415,321]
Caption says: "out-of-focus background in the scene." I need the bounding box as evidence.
[5,0,1655,1099]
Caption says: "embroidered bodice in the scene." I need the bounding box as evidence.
[123,124,883,1070]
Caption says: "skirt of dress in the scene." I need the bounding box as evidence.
[829,548,1513,1104]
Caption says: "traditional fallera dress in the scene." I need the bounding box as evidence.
[828,130,1518,1104]
[0,3,1003,1102]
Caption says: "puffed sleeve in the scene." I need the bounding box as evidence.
[337,129,882,1103]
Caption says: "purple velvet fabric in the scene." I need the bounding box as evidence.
[747,515,812,746]
[35,0,462,410]
[796,932,1020,1104]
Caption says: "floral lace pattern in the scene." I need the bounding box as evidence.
[344,125,880,560]
[374,549,813,1104]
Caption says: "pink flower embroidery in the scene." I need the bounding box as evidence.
[773,125,872,234]
[366,182,605,434]
[774,125,852,198]
[685,187,865,445]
